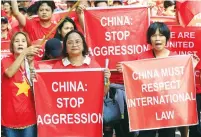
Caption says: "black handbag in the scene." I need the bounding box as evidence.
[103,91,121,124]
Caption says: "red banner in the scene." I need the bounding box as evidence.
[167,26,201,90]
[1,41,11,60]
[84,7,150,69]
[34,69,104,137]
[122,55,198,131]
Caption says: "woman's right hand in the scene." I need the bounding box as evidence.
[24,45,41,56]
[116,62,123,73]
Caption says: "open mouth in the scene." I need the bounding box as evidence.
[155,43,162,46]
[17,47,24,50]
[42,15,47,18]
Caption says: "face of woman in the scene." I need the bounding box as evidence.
[61,22,74,38]
[3,3,11,13]
[150,29,167,51]
[165,5,176,16]
[13,33,28,55]
[66,32,84,57]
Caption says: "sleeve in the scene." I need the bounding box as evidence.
[1,57,12,75]
[23,18,34,34]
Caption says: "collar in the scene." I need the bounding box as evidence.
[62,56,91,66]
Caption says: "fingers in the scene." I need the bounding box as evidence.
[26,45,41,56]
[76,4,86,14]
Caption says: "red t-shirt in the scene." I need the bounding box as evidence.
[1,55,37,128]
[137,49,177,60]
[24,18,56,41]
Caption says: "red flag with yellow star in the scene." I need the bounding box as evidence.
[1,55,37,128]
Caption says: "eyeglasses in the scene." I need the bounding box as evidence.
[67,39,82,45]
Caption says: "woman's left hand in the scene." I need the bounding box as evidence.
[104,68,111,79]
[192,53,200,69]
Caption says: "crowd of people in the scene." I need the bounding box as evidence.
[1,0,200,137]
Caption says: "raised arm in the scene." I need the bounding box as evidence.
[11,0,27,26]
[5,46,40,78]
[76,3,88,31]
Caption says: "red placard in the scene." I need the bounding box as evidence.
[1,41,12,60]
[84,7,150,69]
[122,55,198,131]
[167,26,201,92]
[34,68,104,137]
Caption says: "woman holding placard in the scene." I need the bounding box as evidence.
[116,22,200,137]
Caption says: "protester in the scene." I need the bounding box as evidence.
[66,0,76,10]
[1,16,9,40]
[42,38,62,60]
[163,0,176,16]
[116,22,200,137]
[53,30,111,95]
[54,17,77,41]
[1,31,40,137]
[11,0,56,41]
[2,1,14,23]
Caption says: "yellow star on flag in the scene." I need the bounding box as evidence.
[14,81,30,97]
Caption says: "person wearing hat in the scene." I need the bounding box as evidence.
[11,0,57,41]
[42,38,62,60]
[1,16,10,41]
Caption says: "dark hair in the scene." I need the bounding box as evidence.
[164,0,176,9]
[62,30,89,58]
[3,1,11,6]
[54,17,77,41]
[36,0,56,12]
[3,1,12,11]
[94,0,107,7]
[147,22,170,44]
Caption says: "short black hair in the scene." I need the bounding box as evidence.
[147,22,170,44]
[54,17,77,41]
[3,1,11,6]
[94,0,107,7]
[62,30,89,58]
[164,0,176,9]
[36,0,56,12]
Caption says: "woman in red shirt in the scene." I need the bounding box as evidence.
[1,32,40,137]
[116,22,200,137]
[53,30,111,95]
